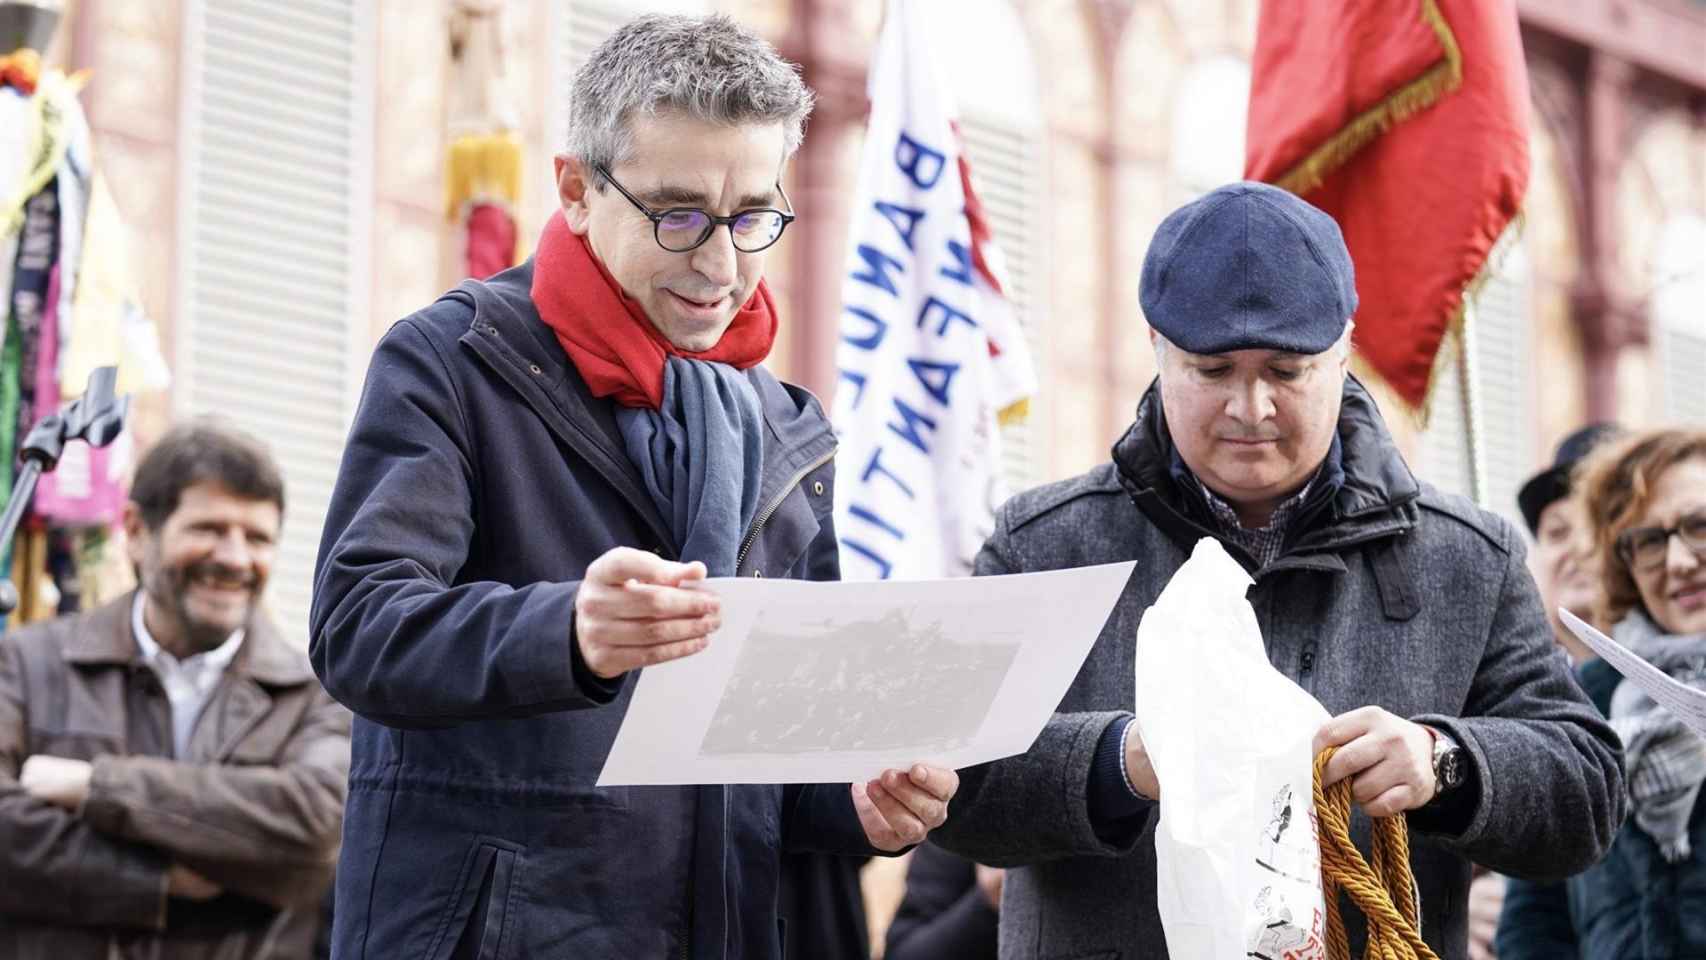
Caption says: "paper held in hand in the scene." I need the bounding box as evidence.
[1134,539,1331,960]
[596,560,1137,786]
[1562,609,1706,740]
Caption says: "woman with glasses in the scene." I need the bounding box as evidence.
[1499,427,1706,958]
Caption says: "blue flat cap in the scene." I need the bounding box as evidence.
[1139,181,1357,355]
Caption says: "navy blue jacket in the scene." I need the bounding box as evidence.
[310,262,876,959]
[885,843,999,960]
[1498,656,1706,959]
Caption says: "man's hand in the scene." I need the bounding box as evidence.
[1467,871,1505,960]
[166,864,223,901]
[575,547,721,679]
[974,863,1005,910]
[1314,706,1437,818]
[852,764,959,852]
[1122,722,1161,800]
[19,755,93,810]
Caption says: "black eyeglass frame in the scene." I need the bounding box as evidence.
[595,165,796,253]
[1616,509,1706,572]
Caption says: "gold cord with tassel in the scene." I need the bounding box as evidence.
[1313,748,1441,960]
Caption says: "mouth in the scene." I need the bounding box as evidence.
[1220,438,1280,447]
[666,290,729,315]
[187,565,256,595]
[1672,582,1706,609]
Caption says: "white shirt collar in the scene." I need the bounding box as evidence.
[130,591,246,674]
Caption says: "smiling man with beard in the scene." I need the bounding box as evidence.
[0,422,351,959]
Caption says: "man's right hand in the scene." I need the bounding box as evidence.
[1122,721,1161,801]
[575,547,722,680]
[166,864,222,901]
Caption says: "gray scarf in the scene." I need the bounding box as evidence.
[616,357,765,577]
[1607,610,1706,863]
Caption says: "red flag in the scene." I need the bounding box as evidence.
[1245,0,1529,412]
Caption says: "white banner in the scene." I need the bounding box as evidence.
[831,0,1036,581]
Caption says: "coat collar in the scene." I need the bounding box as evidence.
[448,258,836,558]
[1111,374,1420,560]
[61,591,314,687]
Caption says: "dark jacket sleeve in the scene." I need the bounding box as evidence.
[1495,877,1578,959]
[885,843,999,960]
[1407,535,1625,880]
[310,319,618,727]
[0,637,170,931]
[78,687,351,909]
[929,511,1154,867]
[779,509,887,858]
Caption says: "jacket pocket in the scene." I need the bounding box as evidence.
[426,836,524,960]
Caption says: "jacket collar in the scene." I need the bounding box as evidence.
[450,259,835,556]
[1111,374,1420,559]
[62,592,314,687]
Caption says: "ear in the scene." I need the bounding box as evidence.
[122,502,148,567]
[556,154,595,235]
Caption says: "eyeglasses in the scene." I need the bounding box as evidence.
[1616,509,1706,573]
[596,165,795,253]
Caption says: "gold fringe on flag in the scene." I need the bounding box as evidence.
[1406,208,1527,428]
[1275,0,1464,197]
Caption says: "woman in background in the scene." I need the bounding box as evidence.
[1498,427,1706,958]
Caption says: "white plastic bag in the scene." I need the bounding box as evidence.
[1133,539,1330,959]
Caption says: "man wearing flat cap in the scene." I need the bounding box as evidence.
[930,182,1625,959]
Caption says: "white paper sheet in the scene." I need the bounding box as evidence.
[596,560,1138,785]
[1562,609,1706,740]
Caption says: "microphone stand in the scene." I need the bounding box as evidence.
[0,365,128,616]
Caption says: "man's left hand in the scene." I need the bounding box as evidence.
[1313,706,1436,818]
[852,764,958,852]
[19,755,94,810]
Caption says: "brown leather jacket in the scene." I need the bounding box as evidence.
[0,593,351,959]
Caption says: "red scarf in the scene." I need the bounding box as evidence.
[531,210,778,409]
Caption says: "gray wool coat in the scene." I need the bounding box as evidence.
[931,378,1626,960]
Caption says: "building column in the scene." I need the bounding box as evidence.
[1572,51,1635,421]
[780,0,866,401]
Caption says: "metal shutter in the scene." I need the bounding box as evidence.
[1661,323,1706,425]
[176,0,374,647]
[1654,215,1706,425]
[1419,231,1533,524]
[959,113,1045,495]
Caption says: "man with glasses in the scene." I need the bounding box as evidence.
[310,14,956,960]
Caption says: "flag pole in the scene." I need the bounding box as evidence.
[1457,311,1488,506]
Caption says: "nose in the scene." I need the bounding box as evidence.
[1665,530,1702,577]
[211,528,251,568]
[689,226,739,289]
[1224,376,1276,425]
[1566,523,1595,566]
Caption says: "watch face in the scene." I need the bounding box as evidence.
[1440,748,1464,789]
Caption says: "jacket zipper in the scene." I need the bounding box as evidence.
[733,447,835,574]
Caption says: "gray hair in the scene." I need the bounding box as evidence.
[567,14,814,183]
[1153,321,1357,368]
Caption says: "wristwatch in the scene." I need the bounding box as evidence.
[1427,726,1466,796]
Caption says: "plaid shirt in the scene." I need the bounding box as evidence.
[1195,476,1316,569]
